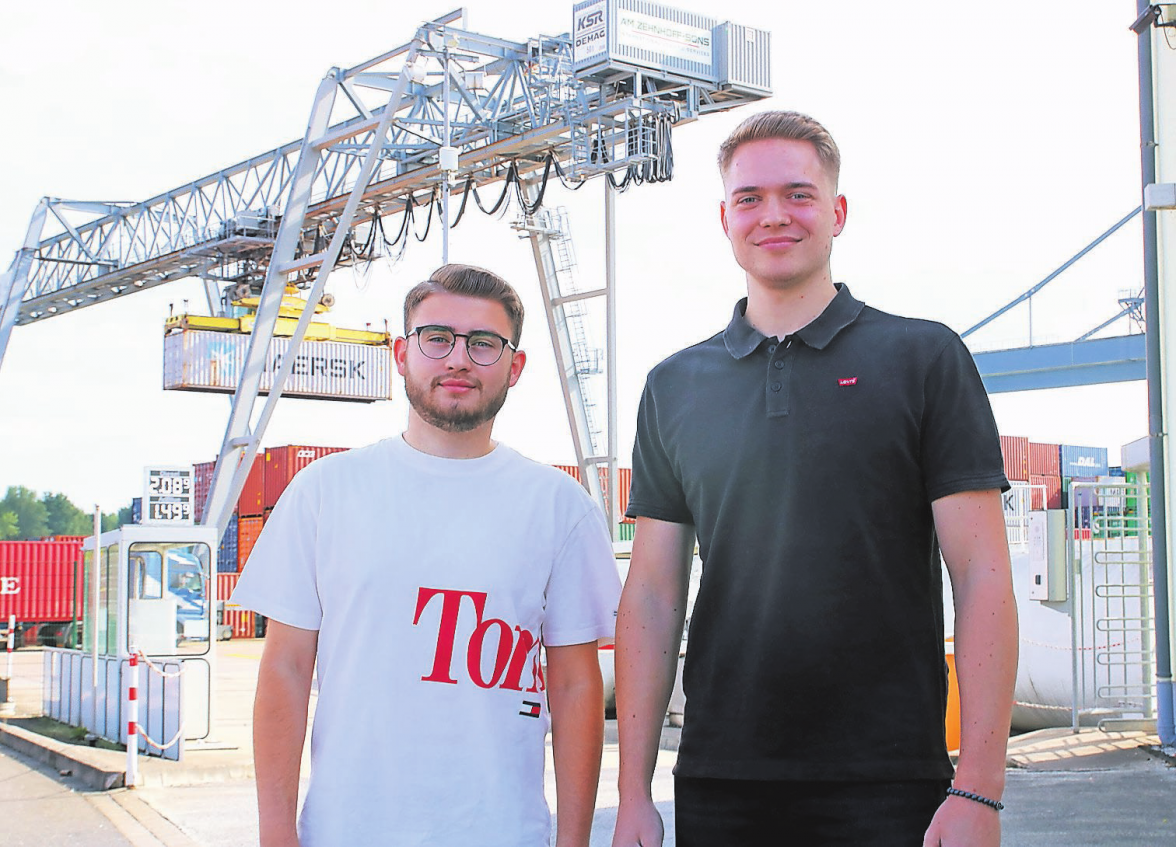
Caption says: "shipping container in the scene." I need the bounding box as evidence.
[193,460,216,522]
[553,464,633,521]
[1028,474,1062,511]
[1060,445,1109,478]
[217,572,256,640]
[238,455,266,517]
[263,445,349,510]
[1028,442,1060,478]
[1063,476,1099,515]
[163,329,394,403]
[238,516,264,572]
[217,519,239,574]
[0,539,84,646]
[999,435,1030,482]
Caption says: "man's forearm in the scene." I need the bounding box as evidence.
[254,655,313,846]
[951,565,1018,798]
[548,650,605,847]
[614,583,685,801]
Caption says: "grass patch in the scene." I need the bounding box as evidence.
[5,716,125,751]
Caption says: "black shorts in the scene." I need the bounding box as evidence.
[674,775,950,847]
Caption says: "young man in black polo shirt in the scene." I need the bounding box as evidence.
[611,112,1018,847]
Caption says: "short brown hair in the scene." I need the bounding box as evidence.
[717,111,841,188]
[403,263,525,347]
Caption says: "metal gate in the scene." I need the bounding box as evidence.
[1068,480,1155,730]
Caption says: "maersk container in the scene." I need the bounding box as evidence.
[163,329,393,403]
[572,0,719,83]
[1060,445,1109,479]
[0,539,83,645]
[999,435,1030,482]
[263,445,348,510]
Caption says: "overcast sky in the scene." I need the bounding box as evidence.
[0,0,1157,509]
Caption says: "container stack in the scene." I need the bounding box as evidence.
[217,519,239,574]
[237,516,264,572]
[998,435,1030,484]
[553,464,635,529]
[1028,442,1061,511]
[216,572,255,640]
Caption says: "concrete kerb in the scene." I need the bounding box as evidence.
[0,719,124,791]
[0,718,258,789]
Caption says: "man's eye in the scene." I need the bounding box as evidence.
[469,336,498,350]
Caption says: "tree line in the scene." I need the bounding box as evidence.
[0,486,133,541]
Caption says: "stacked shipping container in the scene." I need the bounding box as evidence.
[217,573,255,640]
[0,539,83,646]
[553,464,635,524]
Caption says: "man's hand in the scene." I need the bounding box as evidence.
[611,795,665,847]
[922,795,1001,847]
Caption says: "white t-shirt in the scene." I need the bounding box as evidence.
[231,436,621,847]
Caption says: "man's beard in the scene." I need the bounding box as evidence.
[403,370,511,433]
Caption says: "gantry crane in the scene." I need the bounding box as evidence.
[0,5,771,538]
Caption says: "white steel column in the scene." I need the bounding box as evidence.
[604,181,620,538]
[0,198,49,371]
[204,43,421,535]
[520,199,606,515]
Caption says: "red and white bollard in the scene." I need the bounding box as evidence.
[5,614,14,689]
[126,650,139,788]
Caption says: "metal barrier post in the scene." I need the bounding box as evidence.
[5,613,13,686]
[126,650,139,787]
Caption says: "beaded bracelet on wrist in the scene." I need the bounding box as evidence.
[946,787,1004,811]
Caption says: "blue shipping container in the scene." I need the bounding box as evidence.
[1060,445,1109,479]
[217,519,239,574]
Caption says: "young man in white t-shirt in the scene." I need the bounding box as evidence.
[233,264,622,847]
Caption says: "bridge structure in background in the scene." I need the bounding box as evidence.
[964,206,1148,394]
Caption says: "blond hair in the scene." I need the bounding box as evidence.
[717,111,841,188]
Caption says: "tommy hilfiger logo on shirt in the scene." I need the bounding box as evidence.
[838,377,858,386]
[520,701,542,718]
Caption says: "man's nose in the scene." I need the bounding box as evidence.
[444,339,474,367]
[762,196,792,226]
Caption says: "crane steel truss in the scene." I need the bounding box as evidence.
[0,8,769,535]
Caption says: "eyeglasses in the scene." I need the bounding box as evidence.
[408,324,516,366]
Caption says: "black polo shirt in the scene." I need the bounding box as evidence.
[627,284,1008,782]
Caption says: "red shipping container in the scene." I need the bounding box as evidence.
[193,460,216,522]
[1029,443,1061,478]
[237,516,264,572]
[553,464,633,523]
[999,435,1030,482]
[238,455,266,517]
[554,464,580,481]
[217,572,256,640]
[1029,474,1062,511]
[263,445,348,510]
[0,540,83,628]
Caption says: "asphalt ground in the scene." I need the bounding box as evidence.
[2,642,1174,846]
